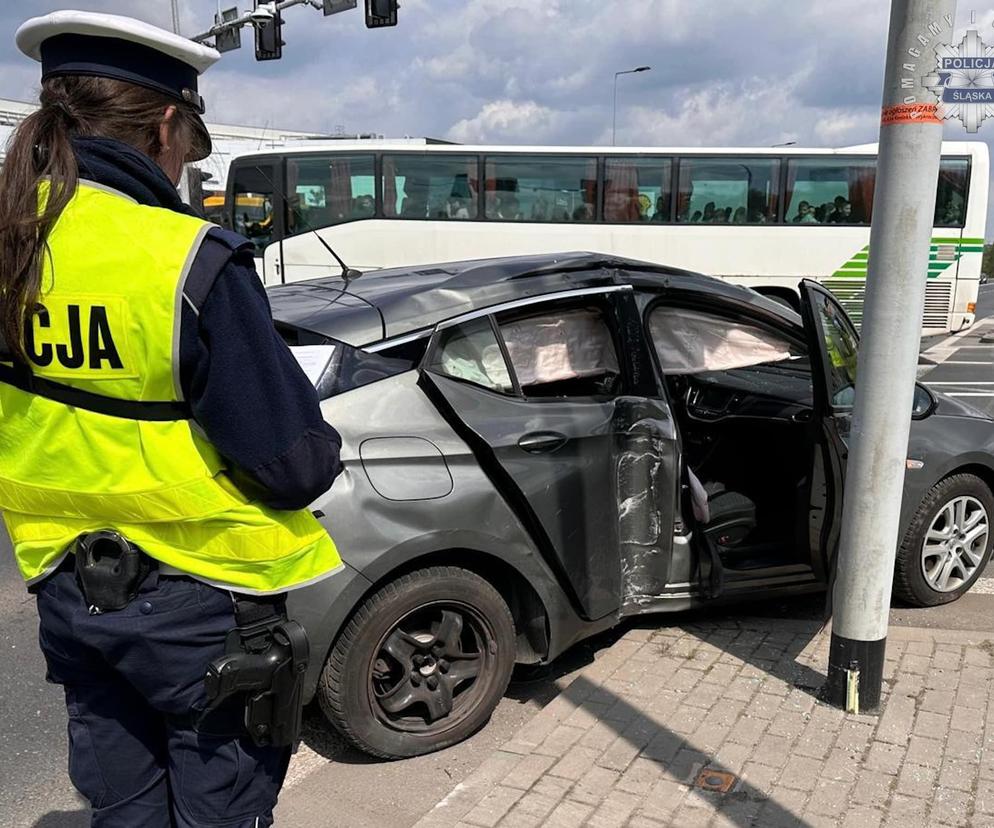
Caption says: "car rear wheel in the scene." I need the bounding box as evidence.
[318,566,516,759]
[894,473,994,606]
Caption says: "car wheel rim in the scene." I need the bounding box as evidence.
[367,601,496,735]
[921,495,989,593]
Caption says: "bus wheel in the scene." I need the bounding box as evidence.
[318,566,516,759]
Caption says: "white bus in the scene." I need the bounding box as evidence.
[222,141,989,334]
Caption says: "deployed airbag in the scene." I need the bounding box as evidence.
[649,307,794,374]
[501,308,619,387]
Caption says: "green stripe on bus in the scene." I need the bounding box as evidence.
[830,273,942,280]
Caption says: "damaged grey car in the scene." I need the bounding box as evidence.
[268,252,994,759]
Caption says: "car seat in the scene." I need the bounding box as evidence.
[703,490,757,550]
[686,467,757,551]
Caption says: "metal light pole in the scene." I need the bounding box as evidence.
[825,0,956,712]
[612,66,651,145]
[170,0,181,34]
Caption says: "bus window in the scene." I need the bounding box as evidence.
[230,162,277,252]
[382,154,479,220]
[604,157,672,223]
[934,159,969,227]
[484,156,598,222]
[677,157,779,224]
[286,154,375,235]
[784,158,875,225]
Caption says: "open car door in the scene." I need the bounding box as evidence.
[797,279,859,582]
[420,288,679,623]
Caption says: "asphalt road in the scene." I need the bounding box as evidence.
[3,285,994,828]
[919,281,994,417]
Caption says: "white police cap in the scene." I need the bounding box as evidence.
[16,11,220,160]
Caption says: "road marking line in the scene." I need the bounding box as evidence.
[947,392,994,397]
[922,320,994,365]
[282,743,329,791]
[927,381,994,385]
[933,360,993,364]
[971,577,994,594]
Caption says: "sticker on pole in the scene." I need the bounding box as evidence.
[881,103,943,125]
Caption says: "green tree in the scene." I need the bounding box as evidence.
[984,243,994,279]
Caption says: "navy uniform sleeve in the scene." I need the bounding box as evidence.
[178,236,342,511]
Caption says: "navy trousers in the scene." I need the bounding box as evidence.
[35,562,291,827]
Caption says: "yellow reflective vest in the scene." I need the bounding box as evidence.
[0,181,341,593]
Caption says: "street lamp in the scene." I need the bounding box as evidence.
[612,66,651,145]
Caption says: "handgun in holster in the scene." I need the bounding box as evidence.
[203,594,310,748]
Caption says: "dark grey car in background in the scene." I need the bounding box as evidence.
[268,252,994,759]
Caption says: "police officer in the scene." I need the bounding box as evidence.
[0,12,343,827]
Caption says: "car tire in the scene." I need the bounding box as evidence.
[894,473,994,606]
[318,566,516,759]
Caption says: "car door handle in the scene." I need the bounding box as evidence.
[518,431,568,454]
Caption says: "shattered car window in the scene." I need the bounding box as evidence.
[430,317,514,393]
[499,308,621,396]
[648,306,797,375]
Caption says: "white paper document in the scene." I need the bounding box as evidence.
[289,345,337,388]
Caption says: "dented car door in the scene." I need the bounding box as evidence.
[420,286,678,622]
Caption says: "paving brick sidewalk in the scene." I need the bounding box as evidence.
[414,617,994,828]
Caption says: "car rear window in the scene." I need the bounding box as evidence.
[428,317,515,393]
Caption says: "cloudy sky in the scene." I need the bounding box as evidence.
[2,1,994,230]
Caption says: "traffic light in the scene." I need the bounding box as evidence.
[254,1,284,61]
[214,7,242,53]
[323,0,357,14]
[365,0,398,28]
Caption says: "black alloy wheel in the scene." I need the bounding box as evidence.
[319,566,516,758]
[370,603,492,733]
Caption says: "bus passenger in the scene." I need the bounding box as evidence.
[792,200,817,223]
[651,196,668,221]
[353,194,375,218]
[828,198,854,224]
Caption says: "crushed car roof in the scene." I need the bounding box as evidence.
[267,251,797,347]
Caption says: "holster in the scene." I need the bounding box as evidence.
[73,530,151,614]
[203,594,310,748]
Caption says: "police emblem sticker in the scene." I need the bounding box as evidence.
[923,15,994,132]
